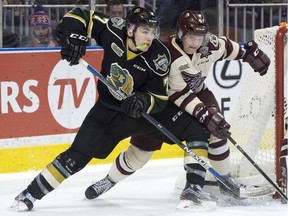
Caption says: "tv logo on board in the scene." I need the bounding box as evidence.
[48,60,96,129]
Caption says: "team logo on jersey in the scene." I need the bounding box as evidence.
[111,43,124,57]
[181,71,206,93]
[107,63,134,100]
[111,17,126,30]
[153,54,169,72]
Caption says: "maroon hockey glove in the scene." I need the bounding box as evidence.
[121,92,151,118]
[58,32,88,66]
[194,105,230,139]
[242,40,270,76]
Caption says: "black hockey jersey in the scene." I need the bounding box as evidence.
[57,8,171,114]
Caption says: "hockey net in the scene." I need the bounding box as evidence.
[174,25,288,198]
[228,25,288,191]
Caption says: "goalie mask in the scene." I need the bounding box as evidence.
[126,7,160,38]
[176,10,209,46]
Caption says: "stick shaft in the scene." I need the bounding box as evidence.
[221,129,288,201]
[79,58,237,196]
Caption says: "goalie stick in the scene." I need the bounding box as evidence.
[221,129,288,202]
[78,58,240,198]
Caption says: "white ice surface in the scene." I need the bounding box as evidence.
[0,158,287,216]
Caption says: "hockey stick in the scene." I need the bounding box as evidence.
[221,129,288,201]
[78,58,240,198]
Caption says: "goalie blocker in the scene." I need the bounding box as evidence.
[280,139,288,204]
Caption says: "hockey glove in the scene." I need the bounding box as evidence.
[194,105,230,139]
[121,92,151,118]
[59,32,88,66]
[242,40,270,76]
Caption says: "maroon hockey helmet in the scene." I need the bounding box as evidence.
[176,10,209,38]
[126,7,159,28]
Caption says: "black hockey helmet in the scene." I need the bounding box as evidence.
[126,7,159,28]
[176,10,209,38]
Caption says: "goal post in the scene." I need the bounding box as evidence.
[275,24,288,188]
[174,25,288,199]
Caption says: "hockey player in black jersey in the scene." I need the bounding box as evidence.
[11,7,230,211]
[85,10,271,209]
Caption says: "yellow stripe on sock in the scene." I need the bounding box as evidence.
[41,166,62,188]
[46,163,66,184]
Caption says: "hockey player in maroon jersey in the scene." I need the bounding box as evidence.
[86,10,271,208]
[11,7,232,211]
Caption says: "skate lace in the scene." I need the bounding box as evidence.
[91,176,115,195]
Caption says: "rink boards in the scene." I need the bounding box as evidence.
[0,47,248,173]
[0,47,183,173]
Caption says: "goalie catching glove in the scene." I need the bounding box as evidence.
[57,31,88,66]
[194,105,230,139]
[242,40,270,76]
[121,92,151,118]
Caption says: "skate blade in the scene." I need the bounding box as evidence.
[177,199,217,211]
[10,200,30,212]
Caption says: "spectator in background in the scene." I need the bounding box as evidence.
[3,0,25,38]
[3,29,20,48]
[106,0,124,18]
[21,4,58,47]
[152,0,217,41]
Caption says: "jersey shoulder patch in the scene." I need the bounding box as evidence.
[148,39,171,76]
[207,33,219,50]
[109,17,126,30]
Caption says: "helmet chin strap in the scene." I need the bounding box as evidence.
[128,28,147,51]
[127,33,138,50]
[129,35,146,51]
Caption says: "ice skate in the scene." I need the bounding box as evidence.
[85,175,116,199]
[218,175,244,199]
[219,175,275,201]
[218,174,269,199]
[177,183,218,210]
[10,189,36,211]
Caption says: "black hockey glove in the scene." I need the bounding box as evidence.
[194,105,230,139]
[59,32,88,66]
[242,40,270,76]
[121,92,151,118]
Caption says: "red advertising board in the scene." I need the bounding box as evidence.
[0,48,103,139]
